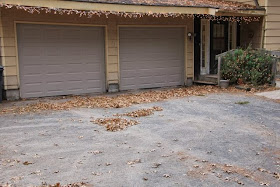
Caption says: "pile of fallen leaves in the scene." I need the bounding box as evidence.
[0,85,277,115]
[0,183,91,187]
[38,183,91,187]
[115,106,163,118]
[91,118,139,132]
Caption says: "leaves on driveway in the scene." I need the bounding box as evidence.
[23,161,33,165]
[91,118,139,132]
[127,159,141,165]
[1,85,271,115]
[39,182,92,187]
[115,106,163,118]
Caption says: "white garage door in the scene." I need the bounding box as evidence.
[119,27,184,90]
[17,24,105,98]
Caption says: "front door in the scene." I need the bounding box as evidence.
[210,21,228,74]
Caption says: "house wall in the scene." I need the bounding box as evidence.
[262,0,280,50]
[227,0,256,6]
[0,8,194,99]
[226,0,266,6]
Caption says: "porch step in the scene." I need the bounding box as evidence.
[205,74,218,78]
[193,80,218,85]
[198,74,218,84]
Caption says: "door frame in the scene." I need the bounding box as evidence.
[194,19,239,77]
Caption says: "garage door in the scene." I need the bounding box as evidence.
[17,24,105,98]
[119,27,184,90]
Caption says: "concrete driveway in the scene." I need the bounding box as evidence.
[0,93,279,186]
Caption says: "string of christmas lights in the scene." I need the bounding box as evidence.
[0,3,261,23]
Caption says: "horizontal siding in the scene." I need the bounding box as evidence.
[226,0,256,6]
[226,0,255,5]
[263,0,280,50]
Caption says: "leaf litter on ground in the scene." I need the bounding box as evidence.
[114,106,163,118]
[91,118,139,132]
[0,85,277,115]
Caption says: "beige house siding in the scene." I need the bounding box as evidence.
[227,0,256,6]
[0,8,194,97]
[263,0,280,50]
[0,10,19,90]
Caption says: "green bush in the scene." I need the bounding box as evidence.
[221,47,274,86]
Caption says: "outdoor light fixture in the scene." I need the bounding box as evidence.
[188,32,193,40]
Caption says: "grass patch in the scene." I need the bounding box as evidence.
[235,101,250,105]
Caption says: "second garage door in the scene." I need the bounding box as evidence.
[119,27,184,90]
[17,24,105,98]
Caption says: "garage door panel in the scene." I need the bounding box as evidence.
[44,28,61,39]
[120,53,180,62]
[83,72,103,80]
[87,80,103,87]
[22,84,43,95]
[84,64,102,72]
[21,64,44,74]
[120,27,184,90]
[19,28,42,40]
[21,46,43,57]
[17,24,105,98]
[45,74,65,83]
[45,83,64,92]
[45,65,65,74]
[121,70,137,78]
[44,47,63,56]
[121,28,181,39]
[22,75,43,84]
[60,47,82,56]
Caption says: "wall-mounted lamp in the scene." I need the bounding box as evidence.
[187,32,193,41]
[188,32,196,41]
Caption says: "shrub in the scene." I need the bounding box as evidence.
[221,47,274,86]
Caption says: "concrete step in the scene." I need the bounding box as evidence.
[193,80,218,85]
[198,74,218,84]
[199,74,217,81]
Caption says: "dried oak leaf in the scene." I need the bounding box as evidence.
[23,161,33,165]
[127,159,141,165]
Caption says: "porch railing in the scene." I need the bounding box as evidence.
[215,49,280,86]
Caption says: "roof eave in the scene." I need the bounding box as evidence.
[1,0,216,15]
[216,9,266,17]
[1,0,263,17]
